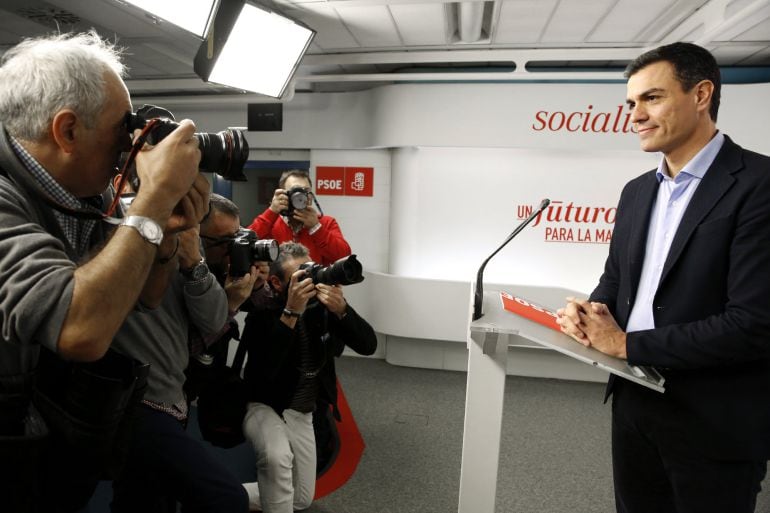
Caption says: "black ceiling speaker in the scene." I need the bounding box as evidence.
[247,103,283,131]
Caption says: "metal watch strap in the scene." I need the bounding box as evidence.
[181,258,208,281]
[120,215,163,247]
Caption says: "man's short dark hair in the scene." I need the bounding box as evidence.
[208,193,239,218]
[278,170,311,190]
[201,193,239,230]
[625,42,721,122]
[270,241,310,279]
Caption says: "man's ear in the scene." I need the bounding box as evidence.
[693,80,714,114]
[268,275,282,293]
[112,173,123,192]
[50,109,78,153]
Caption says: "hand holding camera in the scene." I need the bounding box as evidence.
[228,229,278,278]
[224,266,259,313]
[128,119,201,226]
[121,104,248,229]
[177,225,203,269]
[315,283,347,317]
[286,269,317,315]
[165,174,211,235]
[268,188,289,215]
[291,204,320,229]
[269,187,318,227]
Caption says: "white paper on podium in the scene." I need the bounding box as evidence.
[472,290,665,393]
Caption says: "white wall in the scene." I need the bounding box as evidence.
[389,146,659,294]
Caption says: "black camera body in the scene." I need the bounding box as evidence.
[298,255,364,286]
[228,228,278,278]
[126,105,249,181]
[280,186,311,216]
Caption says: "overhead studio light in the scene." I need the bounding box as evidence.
[194,0,315,98]
[118,0,219,38]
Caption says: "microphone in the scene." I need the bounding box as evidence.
[472,198,551,321]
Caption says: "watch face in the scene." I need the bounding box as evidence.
[142,220,162,241]
[191,262,209,281]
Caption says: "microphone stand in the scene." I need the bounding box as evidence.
[472,199,551,321]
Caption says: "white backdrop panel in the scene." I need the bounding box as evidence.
[390,146,660,294]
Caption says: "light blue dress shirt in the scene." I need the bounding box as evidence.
[626,132,725,333]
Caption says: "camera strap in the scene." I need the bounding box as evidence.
[105,118,163,218]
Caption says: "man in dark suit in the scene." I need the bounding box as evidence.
[556,42,770,513]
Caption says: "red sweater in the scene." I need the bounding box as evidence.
[247,208,351,266]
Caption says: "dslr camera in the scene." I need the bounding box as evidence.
[228,228,279,278]
[298,255,365,286]
[280,186,312,216]
[126,104,249,181]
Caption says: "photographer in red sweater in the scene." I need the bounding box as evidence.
[248,170,350,266]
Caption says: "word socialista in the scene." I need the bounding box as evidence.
[532,105,634,133]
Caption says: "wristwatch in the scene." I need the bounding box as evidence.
[181,258,209,282]
[120,215,163,247]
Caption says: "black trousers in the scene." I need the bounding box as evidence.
[111,406,248,513]
[611,382,767,513]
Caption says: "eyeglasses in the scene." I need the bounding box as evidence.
[201,234,235,249]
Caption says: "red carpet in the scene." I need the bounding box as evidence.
[314,379,365,499]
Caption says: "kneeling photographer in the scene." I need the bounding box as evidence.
[240,242,377,513]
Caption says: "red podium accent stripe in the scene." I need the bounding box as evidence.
[500,292,561,331]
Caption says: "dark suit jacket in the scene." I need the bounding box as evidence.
[242,301,377,420]
[591,135,770,460]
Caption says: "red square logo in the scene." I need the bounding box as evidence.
[315,167,345,195]
[344,167,374,196]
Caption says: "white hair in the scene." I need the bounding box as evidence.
[0,31,126,141]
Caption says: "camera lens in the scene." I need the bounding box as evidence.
[128,105,249,182]
[252,239,279,262]
[307,255,364,286]
[290,190,309,210]
[197,130,249,182]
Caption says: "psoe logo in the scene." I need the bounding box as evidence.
[316,166,374,197]
[517,200,615,244]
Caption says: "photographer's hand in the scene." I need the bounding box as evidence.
[130,119,200,228]
[293,205,320,229]
[177,226,203,270]
[269,189,288,214]
[224,265,258,313]
[281,270,316,328]
[165,174,210,234]
[253,261,270,291]
[316,283,347,317]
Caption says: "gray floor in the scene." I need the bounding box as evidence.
[89,355,770,512]
[306,356,770,513]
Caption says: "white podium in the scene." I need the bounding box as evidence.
[457,286,663,513]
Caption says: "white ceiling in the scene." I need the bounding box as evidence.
[0,0,768,100]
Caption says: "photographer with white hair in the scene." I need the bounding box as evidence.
[0,31,206,511]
